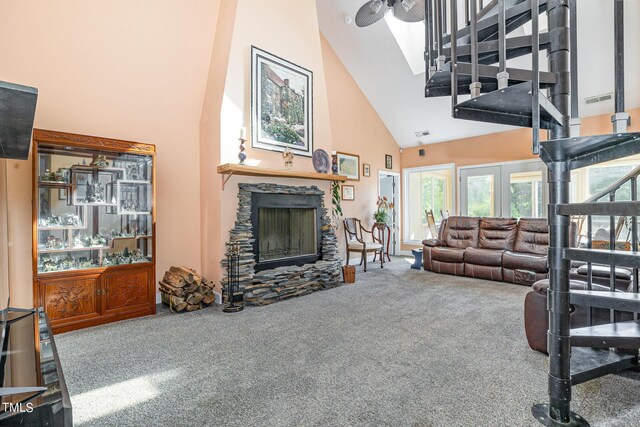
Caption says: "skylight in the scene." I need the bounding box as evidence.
[385,13,426,75]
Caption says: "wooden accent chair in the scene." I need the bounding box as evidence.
[425,209,438,239]
[343,218,384,272]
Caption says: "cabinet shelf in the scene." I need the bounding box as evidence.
[38,182,71,188]
[38,225,86,231]
[37,246,110,254]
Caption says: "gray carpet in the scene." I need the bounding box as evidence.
[56,257,640,427]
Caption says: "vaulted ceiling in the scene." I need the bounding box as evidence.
[317,0,640,148]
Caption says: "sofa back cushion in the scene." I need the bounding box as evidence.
[443,216,481,249]
[514,218,549,255]
[478,217,518,250]
[438,218,448,242]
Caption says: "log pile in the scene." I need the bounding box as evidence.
[159,266,216,312]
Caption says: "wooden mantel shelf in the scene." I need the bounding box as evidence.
[217,163,347,190]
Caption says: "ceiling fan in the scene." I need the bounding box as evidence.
[355,0,425,28]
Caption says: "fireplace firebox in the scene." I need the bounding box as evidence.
[250,193,322,271]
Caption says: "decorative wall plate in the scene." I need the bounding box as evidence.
[312,149,330,174]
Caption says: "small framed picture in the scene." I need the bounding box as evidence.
[58,188,67,201]
[341,185,355,201]
[385,154,393,170]
[336,152,360,181]
[363,163,371,177]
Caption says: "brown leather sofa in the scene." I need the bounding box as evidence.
[423,216,552,286]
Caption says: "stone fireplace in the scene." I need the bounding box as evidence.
[222,183,342,305]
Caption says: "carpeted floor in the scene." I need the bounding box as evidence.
[56,257,640,427]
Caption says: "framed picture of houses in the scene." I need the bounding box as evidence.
[251,46,313,157]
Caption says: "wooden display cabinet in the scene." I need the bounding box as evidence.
[32,129,156,333]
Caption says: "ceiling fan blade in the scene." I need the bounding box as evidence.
[393,0,425,23]
[355,0,387,27]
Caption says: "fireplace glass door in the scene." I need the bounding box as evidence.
[258,208,316,262]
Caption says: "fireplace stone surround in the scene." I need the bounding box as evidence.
[222,183,342,305]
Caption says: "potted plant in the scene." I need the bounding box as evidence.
[373,196,393,224]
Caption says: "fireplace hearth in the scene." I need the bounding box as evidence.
[222,183,341,306]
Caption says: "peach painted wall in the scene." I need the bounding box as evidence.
[0,0,219,307]
[199,0,234,291]
[320,34,401,257]
[401,108,640,170]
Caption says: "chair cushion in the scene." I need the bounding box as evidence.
[464,247,504,267]
[478,217,518,251]
[503,251,548,273]
[348,241,382,250]
[514,218,549,255]
[442,216,481,249]
[431,247,465,263]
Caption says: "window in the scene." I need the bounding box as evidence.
[510,171,543,218]
[403,164,454,243]
[570,154,640,241]
[570,154,640,202]
[467,175,495,217]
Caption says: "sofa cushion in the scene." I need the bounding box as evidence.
[478,217,518,251]
[465,264,503,281]
[503,250,547,273]
[576,264,632,280]
[442,216,481,249]
[431,247,465,263]
[514,218,549,255]
[464,247,504,267]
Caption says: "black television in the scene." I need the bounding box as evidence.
[0,81,38,160]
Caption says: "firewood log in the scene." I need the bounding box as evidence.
[168,266,203,285]
[186,292,204,305]
[161,292,187,312]
[183,283,198,293]
[163,271,186,288]
[202,290,215,305]
[159,281,185,298]
[185,303,200,312]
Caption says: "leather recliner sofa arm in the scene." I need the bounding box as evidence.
[524,280,634,354]
[422,239,444,271]
[422,238,442,247]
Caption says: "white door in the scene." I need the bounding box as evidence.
[460,161,548,218]
[379,172,399,255]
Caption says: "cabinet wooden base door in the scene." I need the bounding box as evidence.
[35,265,156,334]
[41,274,102,327]
[104,268,151,314]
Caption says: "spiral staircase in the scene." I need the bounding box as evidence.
[424,1,640,425]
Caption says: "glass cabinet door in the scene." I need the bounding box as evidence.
[36,146,154,274]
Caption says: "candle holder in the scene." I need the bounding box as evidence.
[238,138,247,165]
[223,241,244,313]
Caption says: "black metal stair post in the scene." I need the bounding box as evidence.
[532,0,589,425]
[611,0,628,133]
